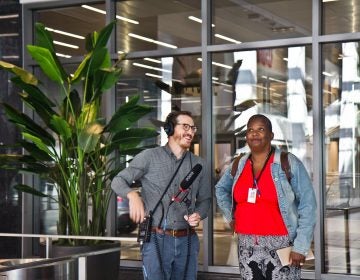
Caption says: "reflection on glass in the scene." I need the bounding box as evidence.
[115,55,202,261]
[115,0,201,52]
[34,3,106,58]
[212,0,312,44]
[323,42,360,275]
[322,1,360,35]
[212,47,314,267]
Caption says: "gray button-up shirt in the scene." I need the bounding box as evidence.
[111,145,211,229]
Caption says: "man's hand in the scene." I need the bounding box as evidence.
[127,191,145,223]
[290,251,305,267]
[184,212,201,227]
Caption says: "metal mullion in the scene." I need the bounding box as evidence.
[312,0,324,279]
[201,0,213,271]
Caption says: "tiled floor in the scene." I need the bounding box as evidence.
[118,267,241,279]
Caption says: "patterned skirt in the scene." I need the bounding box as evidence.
[237,234,301,280]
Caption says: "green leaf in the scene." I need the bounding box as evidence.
[27,45,64,84]
[106,95,153,133]
[50,115,72,141]
[12,76,55,108]
[89,47,109,75]
[14,184,50,198]
[0,60,38,85]
[62,89,81,119]
[22,132,55,159]
[21,141,54,162]
[34,22,68,81]
[78,122,104,153]
[2,103,55,146]
[34,22,56,54]
[93,21,116,51]
[94,67,122,98]
[102,129,158,156]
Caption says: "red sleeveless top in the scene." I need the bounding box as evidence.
[233,154,288,235]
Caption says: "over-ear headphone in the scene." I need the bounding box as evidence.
[164,113,175,136]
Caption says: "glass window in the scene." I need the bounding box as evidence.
[212,46,314,269]
[0,2,23,258]
[322,1,360,35]
[115,55,203,261]
[34,3,106,58]
[212,0,312,45]
[323,42,360,275]
[115,0,201,53]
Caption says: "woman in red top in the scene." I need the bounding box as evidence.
[217,114,313,280]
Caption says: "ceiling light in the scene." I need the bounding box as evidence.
[322,0,338,2]
[145,73,163,79]
[82,5,139,24]
[212,81,231,87]
[0,33,18,37]
[1,55,19,59]
[82,5,106,14]
[56,53,72,58]
[144,58,162,64]
[271,26,295,33]
[215,33,241,44]
[133,62,172,72]
[212,61,232,69]
[188,16,215,27]
[45,27,85,40]
[261,76,286,84]
[322,71,333,77]
[128,33,177,49]
[116,15,139,25]
[0,14,19,20]
[197,58,232,69]
[53,40,79,49]
[283,57,288,61]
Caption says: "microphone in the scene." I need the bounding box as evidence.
[171,164,202,204]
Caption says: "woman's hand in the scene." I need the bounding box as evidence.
[290,251,306,267]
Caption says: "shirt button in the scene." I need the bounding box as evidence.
[274,177,278,181]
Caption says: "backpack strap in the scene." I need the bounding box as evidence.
[230,150,292,183]
[280,151,291,183]
[231,153,245,177]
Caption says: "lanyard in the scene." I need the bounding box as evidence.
[250,147,274,196]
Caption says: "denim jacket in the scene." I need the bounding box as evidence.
[215,147,317,256]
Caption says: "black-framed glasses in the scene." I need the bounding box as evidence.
[176,123,198,133]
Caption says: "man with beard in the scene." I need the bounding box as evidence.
[111,111,210,280]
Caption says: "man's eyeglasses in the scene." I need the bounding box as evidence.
[177,123,198,133]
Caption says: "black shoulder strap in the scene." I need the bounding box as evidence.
[230,153,245,177]
[230,150,292,183]
[280,151,291,183]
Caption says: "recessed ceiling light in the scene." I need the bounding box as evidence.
[45,27,85,40]
[0,33,18,37]
[82,5,139,24]
[53,40,79,49]
[188,16,215,27]
[144,58,162,64]
[215,33,241,44]
[0,14,19,20]
[128,33,177,49]
[133,62,172,73]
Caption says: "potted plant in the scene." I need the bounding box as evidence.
[0,21,157,278]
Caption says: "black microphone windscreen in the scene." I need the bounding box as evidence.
[180,164,202,190]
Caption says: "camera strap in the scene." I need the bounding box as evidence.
[150,151,187,216]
